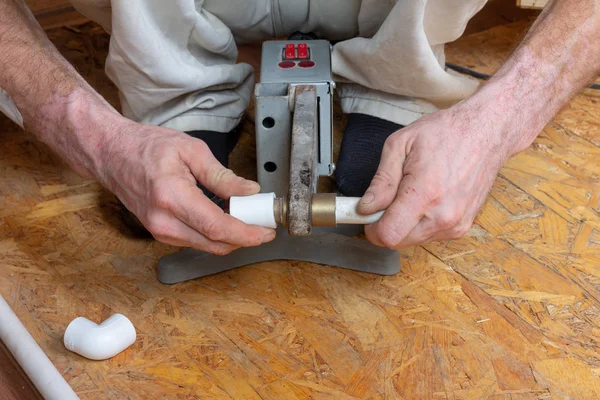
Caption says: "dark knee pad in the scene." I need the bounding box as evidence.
[186,127,242,208]
[335,114,403,197]
[186,127,241,170]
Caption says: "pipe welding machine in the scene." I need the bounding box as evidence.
[157,39,400,284]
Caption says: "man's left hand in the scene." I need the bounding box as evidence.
[358,105,512,249]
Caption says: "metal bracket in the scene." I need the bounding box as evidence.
[158,227,400,284]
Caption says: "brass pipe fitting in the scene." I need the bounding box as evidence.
[311,193,337,227]
[274,196,288,227]
[274,193,337,228]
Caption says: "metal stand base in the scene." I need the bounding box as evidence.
[157,227,400,284]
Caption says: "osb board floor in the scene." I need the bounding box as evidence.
[2,19,600,400]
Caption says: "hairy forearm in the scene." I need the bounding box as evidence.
[0,0,125,176]
[459,0,600,156]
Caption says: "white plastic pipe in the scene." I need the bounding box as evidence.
[230,193,383,227]
[0,295,79,400]
[63,314,136,361]
[335,197,384,225]
[229,192,277,228]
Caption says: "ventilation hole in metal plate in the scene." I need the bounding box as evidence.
[262,117,275,129]
[264,162,277,172]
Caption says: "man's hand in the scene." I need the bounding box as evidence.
[0,2,275,255]
[98,122,276,254]
[359,0,600,249]
[357,107,508,248]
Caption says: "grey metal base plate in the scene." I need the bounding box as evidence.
[157,227,400,284]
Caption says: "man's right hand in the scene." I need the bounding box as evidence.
[97,121,276,255]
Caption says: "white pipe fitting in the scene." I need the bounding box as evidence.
[0,295,79,400]
[229,192,277,228]
[230,193,383,227]
[63,314,136,361]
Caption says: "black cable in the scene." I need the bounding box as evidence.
[445,62,492,80]
[445,62,600,91]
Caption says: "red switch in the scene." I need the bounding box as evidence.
[285,44,296,59]
[297,43,309,59]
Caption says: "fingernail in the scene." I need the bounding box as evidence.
[361,191,375,205]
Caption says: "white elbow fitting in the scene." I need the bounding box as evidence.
[63,314,136,361]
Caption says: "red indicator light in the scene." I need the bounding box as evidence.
[298,60,315,68]
[278,61,296,69]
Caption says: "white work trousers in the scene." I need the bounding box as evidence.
[1,0,487,132]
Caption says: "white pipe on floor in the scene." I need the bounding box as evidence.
[63,314,136,361]
[0,295,79,400]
